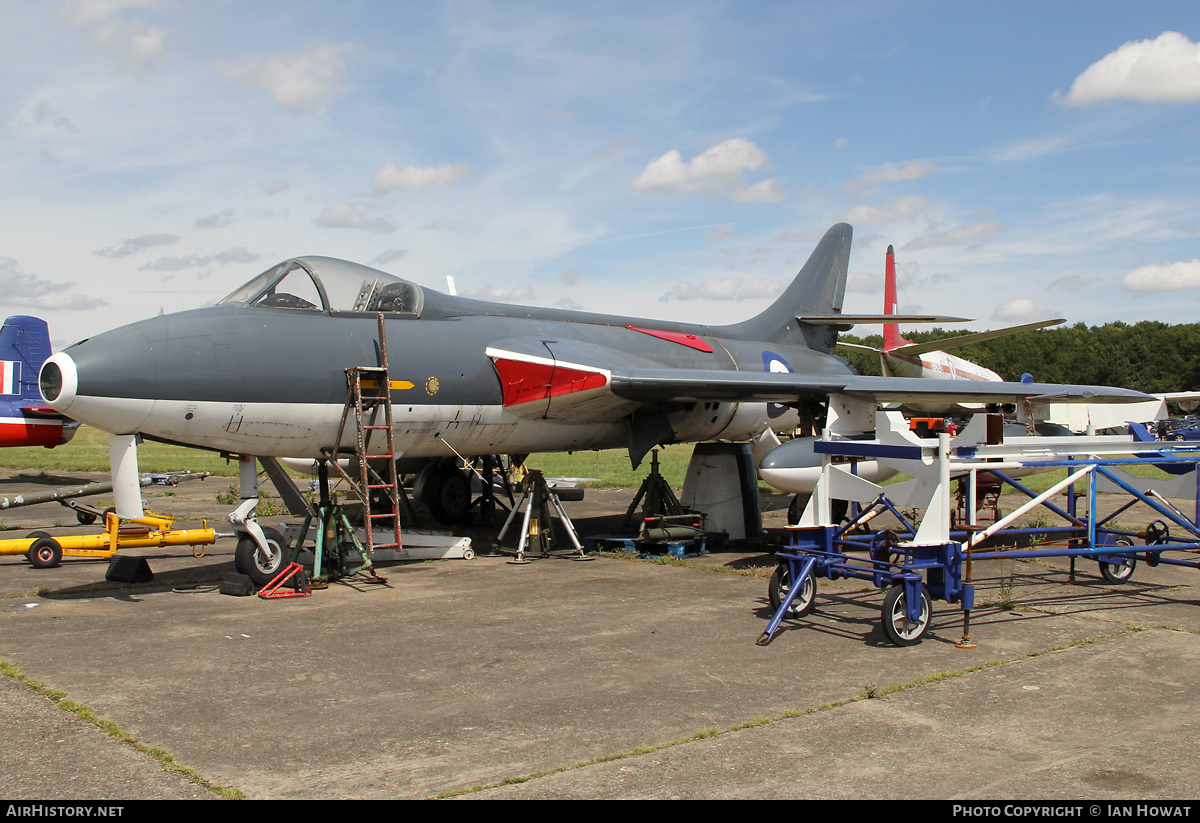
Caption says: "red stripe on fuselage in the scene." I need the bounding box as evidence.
[625,325,714,352]
[888,352,993,381]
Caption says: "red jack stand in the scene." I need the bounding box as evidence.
[258,563,311,599]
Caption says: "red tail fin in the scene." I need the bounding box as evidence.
[882,245,909,352]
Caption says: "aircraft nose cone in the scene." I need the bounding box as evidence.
[41,326,156,435]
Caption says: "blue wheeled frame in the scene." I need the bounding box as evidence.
[757,423,1200,648]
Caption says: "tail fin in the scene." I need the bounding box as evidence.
[881,245,910,352]
[723,223,851,350]
[0,316,53,402]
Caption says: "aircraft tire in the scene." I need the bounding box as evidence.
[234,526,290,587]
[786,494,810,526]
[427,464,471,525]
[28,536,63,569]
[881,583,931,647]
[768,564,816,618]
[787,495,848,525]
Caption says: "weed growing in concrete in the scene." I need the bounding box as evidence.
[0,657,244,799]
[998,558,1016,610]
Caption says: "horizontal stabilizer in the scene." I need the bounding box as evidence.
[887,318,1066,357]
[800,314,970,327]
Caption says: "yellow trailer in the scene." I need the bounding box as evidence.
[2,512,216,568]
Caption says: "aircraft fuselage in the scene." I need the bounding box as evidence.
[43,299,833,460]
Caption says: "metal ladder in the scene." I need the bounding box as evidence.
[330,313,403,558]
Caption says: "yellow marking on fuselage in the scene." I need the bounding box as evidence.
[360,379,416,390]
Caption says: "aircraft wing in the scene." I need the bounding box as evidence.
[607,369,1152,406]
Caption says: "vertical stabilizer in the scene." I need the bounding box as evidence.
[0,316,52,402]
[723,223,852,350]
[881,246,910,353]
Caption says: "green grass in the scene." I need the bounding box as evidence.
[524,445,695,488]
[0,426,243,476]
[2,426,1176,496]
[0,426,696,488]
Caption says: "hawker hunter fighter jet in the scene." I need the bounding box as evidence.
[39,223,1145,524]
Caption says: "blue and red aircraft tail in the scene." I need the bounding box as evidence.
[0,316,75,447]
[0,316,53,404]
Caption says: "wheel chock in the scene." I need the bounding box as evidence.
[258,563,311,599]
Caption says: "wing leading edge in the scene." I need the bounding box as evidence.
[606,369,1152,406]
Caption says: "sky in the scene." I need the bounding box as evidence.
[3,1,1200,350]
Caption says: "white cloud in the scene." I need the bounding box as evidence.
[217,43,355,114]
[659,275,787,302]
[260,180,289,196]
[316,203,396,233]
[846,160,939,191]
[95,232,177,258]
[59,0,167,72]
[33,102,81,135]
[992,298,1053,323]
[903,222,1004,250]
[139,254,206,272]
[1058,31,1200,107]
[988,135,1075,164]
[461,285,536,303]
[0,256,108,310]
[371,249,408,268]
[1046,275,1094,292]
[195,211,235,229]
[213,248,259,265]
[631,138,784,202]
[732,178,786,203]
[138,248,259,271]
[842,195,932,226]
[372,162,474,192]
[1122,259,1200,292]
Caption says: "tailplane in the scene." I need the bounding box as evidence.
[0,316,53,403]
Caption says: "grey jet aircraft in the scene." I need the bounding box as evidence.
[39,223,1145,530]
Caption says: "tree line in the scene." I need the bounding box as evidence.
[838,321,1200,393]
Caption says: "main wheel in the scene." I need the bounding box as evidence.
[234,526,290,587]
[27,536,63,569]
[1099,538,1137,584]
[75,510,98,525]
[768,563,816,618]
[787,494,810,526]
[881,583,932,646]
[427,465,472,525]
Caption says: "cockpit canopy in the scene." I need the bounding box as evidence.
[217,257,424,316]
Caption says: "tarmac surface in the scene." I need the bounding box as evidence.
[0,469,1198,800]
